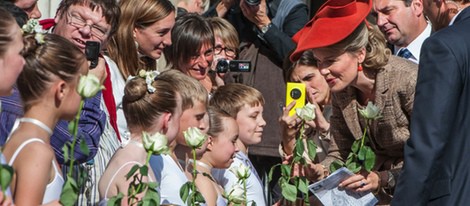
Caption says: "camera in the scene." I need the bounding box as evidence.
[286,82,306,116]
[85,41,100,69]
[216,59,251,73]
[245,0,260,6]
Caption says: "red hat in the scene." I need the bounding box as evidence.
[290,0,372,61]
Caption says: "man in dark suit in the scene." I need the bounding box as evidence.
[392,0,470,205]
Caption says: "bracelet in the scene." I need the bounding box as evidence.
[372,171,381,195]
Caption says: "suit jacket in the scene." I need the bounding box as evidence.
[392,7,470,206]
[323,56,418,203]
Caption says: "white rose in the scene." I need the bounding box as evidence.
[77,74,104,98]
[359,101,382,120]
[227,184,244,204]
[142,131,168,155]
[229,164,251,180]
[295,102,316,121]
[183,127,207,149]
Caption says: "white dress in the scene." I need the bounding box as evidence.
[212,152,266,206]
[150,154,189,205]
[8,138,64,204]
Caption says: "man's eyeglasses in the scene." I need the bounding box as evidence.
[214,45,236,58]
[66,12,108,39]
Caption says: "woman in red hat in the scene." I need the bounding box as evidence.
[290,0,419,204]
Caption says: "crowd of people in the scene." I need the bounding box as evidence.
[1,0,470,205]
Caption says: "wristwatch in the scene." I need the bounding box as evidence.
[260,23,272,34]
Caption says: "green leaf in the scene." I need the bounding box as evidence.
[281,182,297,202]
[363,146,376,172]
[329,160,343,173]
[194,191,206,203]
[126,164,140,179]
[358,147,366,161]
[0,164,14,191]
[79,140,90,157]
[61,143,70,163]
[140,165,148,177]
[179,182,191,202]
[107,192,124,206]
[346,161,361,173]
[60,177,79,206]
[68,121,75,134]
[306,139,317,161]
[298,177,309,194]
[294,138,305,157]
[351,139,361,154]
[268,164,281,182]
[280,164,291,178]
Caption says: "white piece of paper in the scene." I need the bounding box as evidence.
[308,167,378,206]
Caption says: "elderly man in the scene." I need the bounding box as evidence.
[372,0,431,63]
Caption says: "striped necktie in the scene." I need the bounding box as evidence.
[397,48,413,59]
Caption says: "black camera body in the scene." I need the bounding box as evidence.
[216,59,251,73]
[85,41,100,69]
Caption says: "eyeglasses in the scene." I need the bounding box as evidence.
[66,12,109,39]
[190,48,214,62]
[214,45,237,58]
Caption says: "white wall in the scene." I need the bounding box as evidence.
[38,0,61,19]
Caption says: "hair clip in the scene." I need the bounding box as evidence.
[22,19,47,44]
[127,70,160,93]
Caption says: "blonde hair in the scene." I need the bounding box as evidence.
[157,69,207,110]
[210,83,264,119]
[327,22,391,71]
[123,72,179,132]
[208,17,239,52]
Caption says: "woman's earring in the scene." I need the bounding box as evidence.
[358,64,363,72]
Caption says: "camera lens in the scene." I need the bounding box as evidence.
[245,0,260,6]
[216,59,229,73]
[290,88,302,99]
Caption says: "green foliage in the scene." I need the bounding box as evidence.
[0,164,13,192]
[60,177,79,206]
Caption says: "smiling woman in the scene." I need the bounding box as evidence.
[107,0,175,78]
[290,0,419,204]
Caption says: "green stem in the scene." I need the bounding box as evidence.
[67,100,84,177]
[360,125,368,152]
[243,178,247,206]
[192,148,197,205]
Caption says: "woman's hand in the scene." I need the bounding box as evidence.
[0,191,14,206]
[282,155,328,182]
[279,101,302,155]
[338,170,380,193]
[304,101,330,133]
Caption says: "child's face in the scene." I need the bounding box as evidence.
[209,117,239,168]
[236,104,266,146]
[176,100,209,146]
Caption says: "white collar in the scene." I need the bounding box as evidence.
[449,9,464,25]
[394,23,432,64]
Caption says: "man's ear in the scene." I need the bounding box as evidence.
[412,0,425,16]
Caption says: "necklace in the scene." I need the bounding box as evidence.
[19,117,53,136]
[188,159,212,170]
